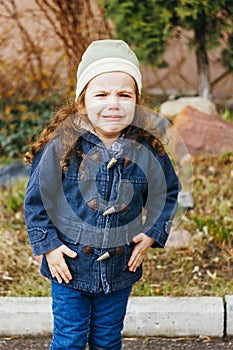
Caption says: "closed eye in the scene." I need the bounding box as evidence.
[119,93,135,99]
[95,93,107,97]
[119,93,131,98]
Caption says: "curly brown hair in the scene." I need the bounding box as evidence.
[24,84,164,165]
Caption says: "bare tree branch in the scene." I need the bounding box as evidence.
[0,0,113,99]
[211,69,233,88]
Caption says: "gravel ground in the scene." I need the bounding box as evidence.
[0,336,233,350]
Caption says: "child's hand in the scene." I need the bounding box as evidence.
[128,233,155,272]
[33,255,42,264]
[45,245,77,284]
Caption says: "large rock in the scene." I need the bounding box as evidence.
[0,161,30,188]
[160,96,217,117]
[171,106,233,157]
[165,228,191,250]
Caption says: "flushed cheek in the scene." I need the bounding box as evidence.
[124,103,136,117]
[85,108,101,125]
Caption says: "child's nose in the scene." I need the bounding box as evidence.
[107,95,120,108]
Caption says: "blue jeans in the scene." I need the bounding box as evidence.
[49,281,132,350]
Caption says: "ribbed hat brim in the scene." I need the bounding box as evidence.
[75,57,142,100]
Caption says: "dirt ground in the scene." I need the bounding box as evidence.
[0,336,233,350]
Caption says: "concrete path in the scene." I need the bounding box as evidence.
[0,295,232,338]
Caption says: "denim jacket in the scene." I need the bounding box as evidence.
[24,127,181,294]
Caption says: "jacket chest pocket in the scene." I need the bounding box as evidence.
[118,176,148,209]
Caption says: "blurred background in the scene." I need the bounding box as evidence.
[0,0,233,157]
[0,0,232,299]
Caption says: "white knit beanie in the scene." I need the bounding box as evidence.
[75,39,142,100]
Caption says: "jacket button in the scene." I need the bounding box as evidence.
[107,157,117,169]
[103,206,116,216]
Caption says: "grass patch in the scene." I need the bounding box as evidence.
[0,153,232,297]
[0,156,17,166]
[133,153,233,297]
[0,180,51,296]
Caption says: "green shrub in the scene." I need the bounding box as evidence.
[221,108,233,123]
[0,98,61,157]
[195,217,232,245]
[2,180,27,212]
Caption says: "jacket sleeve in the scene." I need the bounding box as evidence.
[143,152,181,248]
[24,140,63,256]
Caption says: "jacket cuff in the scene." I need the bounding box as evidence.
[28,227,63,256]
[145,220,173,248]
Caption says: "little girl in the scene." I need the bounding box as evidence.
[24,39,181,350]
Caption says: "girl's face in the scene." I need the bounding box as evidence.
[85,72,136,146]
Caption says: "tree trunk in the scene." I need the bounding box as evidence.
[194,28,211,99]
